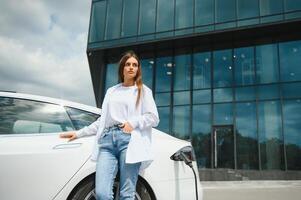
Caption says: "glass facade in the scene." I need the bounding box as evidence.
[103,39,301,170]
[88,0,301,49]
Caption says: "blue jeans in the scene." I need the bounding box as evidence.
[95,125,141,200]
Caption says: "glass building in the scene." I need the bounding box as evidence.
[87,0,301,180]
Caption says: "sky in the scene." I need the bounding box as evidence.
[0,0,96,106]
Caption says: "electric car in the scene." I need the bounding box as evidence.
[0,91,202,200]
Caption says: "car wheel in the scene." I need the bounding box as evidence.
[69,177,154,200]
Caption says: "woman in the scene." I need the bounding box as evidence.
[60,50,159,200]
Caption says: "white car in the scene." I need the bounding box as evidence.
[0,91,203,200]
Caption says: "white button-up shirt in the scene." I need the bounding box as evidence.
[76,83,159,170]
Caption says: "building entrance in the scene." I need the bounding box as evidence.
[213,125,234,169]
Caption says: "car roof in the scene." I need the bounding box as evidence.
[0,91,101,115]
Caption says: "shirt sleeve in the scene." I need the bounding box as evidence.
[128,86,159,130]
[75,88,110,138]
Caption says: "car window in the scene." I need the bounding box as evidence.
[0,97,74,135]
[65,107,100,130]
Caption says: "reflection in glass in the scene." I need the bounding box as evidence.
[155,54,172,92]
[283,99,301,170]
[282,82,301,99]
[237,0,259,19]
[195,0,214,26]
[236,102,259,169]
[155,92,170,107]
[215,0,236,23]
[258,101,284,170]
[235,86,256,101]
[193,51,211,89]
[193,89,211,104]
[105,0,122,40]
[139,0,156,35]
[214,88,233,103]
[258,84,280,100]
[256,44,279,84]
[141,58,154,89]
[173,91,190,105]
[121,0,138,37]
[234,47,255,86]
[89,1,106,43]
[0,97,74,134]
[157,0,174,32]
[174,52,191,91]
[105,63,119,92]
[65,107,99,130]
[213,49,233,87]
[192,104,211,168]
[214,103,233,125]
[260,0,283,16]
[173,106,190,140]
[175,0,193,29]
[279,40,301,82]
[157,107,170,133]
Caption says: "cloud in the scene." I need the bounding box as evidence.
[0,0,95,106]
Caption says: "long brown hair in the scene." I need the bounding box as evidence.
[118,50,143,108]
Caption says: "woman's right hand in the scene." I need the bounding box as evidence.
[59,131,78,142]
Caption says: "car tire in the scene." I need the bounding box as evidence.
[68,176,155,200]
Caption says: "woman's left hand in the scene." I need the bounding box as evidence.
[119,122,133,134]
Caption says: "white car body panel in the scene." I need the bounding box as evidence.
[0,92,202,200]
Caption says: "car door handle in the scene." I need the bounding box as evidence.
[53,143,82,150]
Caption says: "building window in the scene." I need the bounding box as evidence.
[89,1,106,43]
[121,0,139,37]
[157,0,174,32]
[175,0,193,29]
[213,49,233,87]
[237,0,259,20]
[258,100,284,170]
[215,0,236,23]
[105,0,122,40]
[195,0,214,26]
[259,0,283,16]
[172,105,190,140]
[105,63,119,92]
[139,0,156,35]
[193,51,211,89]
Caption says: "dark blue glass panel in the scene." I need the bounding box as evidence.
[89,1,106,43]
[139,0,156,35]
[258,84,280,100]
[279,40,301,82]
[235,86,256,101]
[105,63,119,91]
[258,100,284,170]
[282,82,301,99]
[105,0,122,40]
[260,0,283,16]
[155,53,172,92]
[140,58,154,89]
[192,104,211,168]
[285,0,301,12]
[213,50,233,87]
[283,99,301,170]
[157,0,174,32]
[213,88,233,103]
[173,105,190,140]
[256,44,279,84]
[173,91,190,105]
[215,0,236,23]
[193,89,211,104]
[214,103,233,125]
[174,52,191,91]
[193,51,211,89]
[236,102,259,169]
[234,47,255,86]
[175,0,193,29]
[155,92,171,106]
[237,0,259,19]
[121,0,138,37]
[195,0,214,26]
[157,107,170,133]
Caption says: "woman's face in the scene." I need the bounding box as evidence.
[123,56,139,82]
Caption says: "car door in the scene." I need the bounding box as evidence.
[0,96,95,200]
